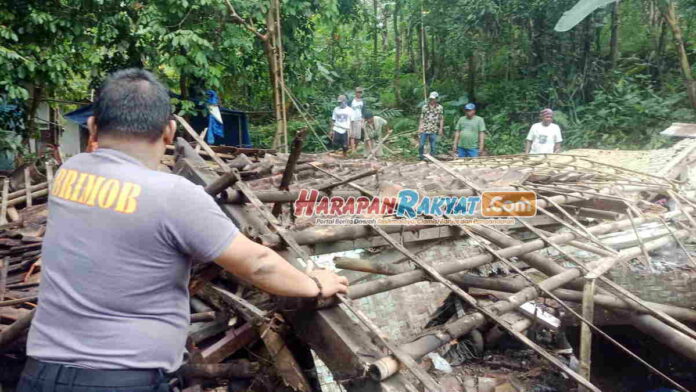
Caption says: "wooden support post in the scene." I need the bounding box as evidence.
[272,128,306,216]
[0,178,8,225]
[259,321,312,392]
[579,279,596,392]
[24,167,32,207]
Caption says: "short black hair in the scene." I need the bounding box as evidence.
[93,68,171,142]
[363,111,374,119]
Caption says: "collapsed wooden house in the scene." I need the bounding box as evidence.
[1,121,695,392]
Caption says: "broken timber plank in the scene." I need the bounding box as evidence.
[200,323,257,364]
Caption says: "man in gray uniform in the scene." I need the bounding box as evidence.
[19,69,348,392]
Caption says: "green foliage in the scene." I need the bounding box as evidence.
[1,0,695,159]
[563,77,694,149]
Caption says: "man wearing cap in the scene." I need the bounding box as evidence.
[418,91,444,160]
[348,87,366,153]
[331,95,354,157]
[363,111,389,158]
[525,108,563,154]
[452,103,486,158]
[18,69,349,392]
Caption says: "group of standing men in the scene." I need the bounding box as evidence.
[330,87,388,157]
[330,88,563,160]
[417,92,563,160]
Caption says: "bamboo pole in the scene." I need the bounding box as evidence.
[658,216,696,267]
[46,162,53,192]
[579,279,596,392]
[425,153,696,342]
[24,167,32,207]
[0,178,9,225]
[275,0,288,153]
[347,208,691,299]
[367,224,599,391]
[369,232,691,380]
[0,296,38,307]
[315,169,379,192]
[459,226,690,392]
[626,208,653,271]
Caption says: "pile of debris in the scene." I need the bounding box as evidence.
[1,119,695,392]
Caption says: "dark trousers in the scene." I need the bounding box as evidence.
[332,132,348,152]
[418,133,437,159]
[18,357,171,392]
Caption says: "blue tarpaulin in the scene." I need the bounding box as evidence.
[63,104,93,127]
[206,90,225,145]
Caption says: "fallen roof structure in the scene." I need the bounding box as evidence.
[1,120,695,392]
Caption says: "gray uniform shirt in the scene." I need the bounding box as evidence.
[27,148,239,372]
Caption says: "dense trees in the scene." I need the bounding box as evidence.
[1,0,695,156]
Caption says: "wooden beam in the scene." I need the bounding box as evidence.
[200,323,258,364]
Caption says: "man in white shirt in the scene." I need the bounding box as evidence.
[331,95,354,157]
[525,108,563,154]
[349,87,365,153]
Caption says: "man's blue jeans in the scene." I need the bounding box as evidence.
[457,147,479,158]
[419,133,437,160]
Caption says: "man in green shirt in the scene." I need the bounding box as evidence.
[452,103,486,158]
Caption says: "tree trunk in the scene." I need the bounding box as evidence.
[419,19,428,98]
[264,0,287,150]
[264,4,283,150]
[393,0,402,105]
[609,1,620,70]
[25,85,43,142]
[659,0,696,109]
[428,31,436,81]
[467,53,476,102]
[407,23,416,72]
[373,0,378,58]
[655,20,667,86]
[581,17,593,100]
